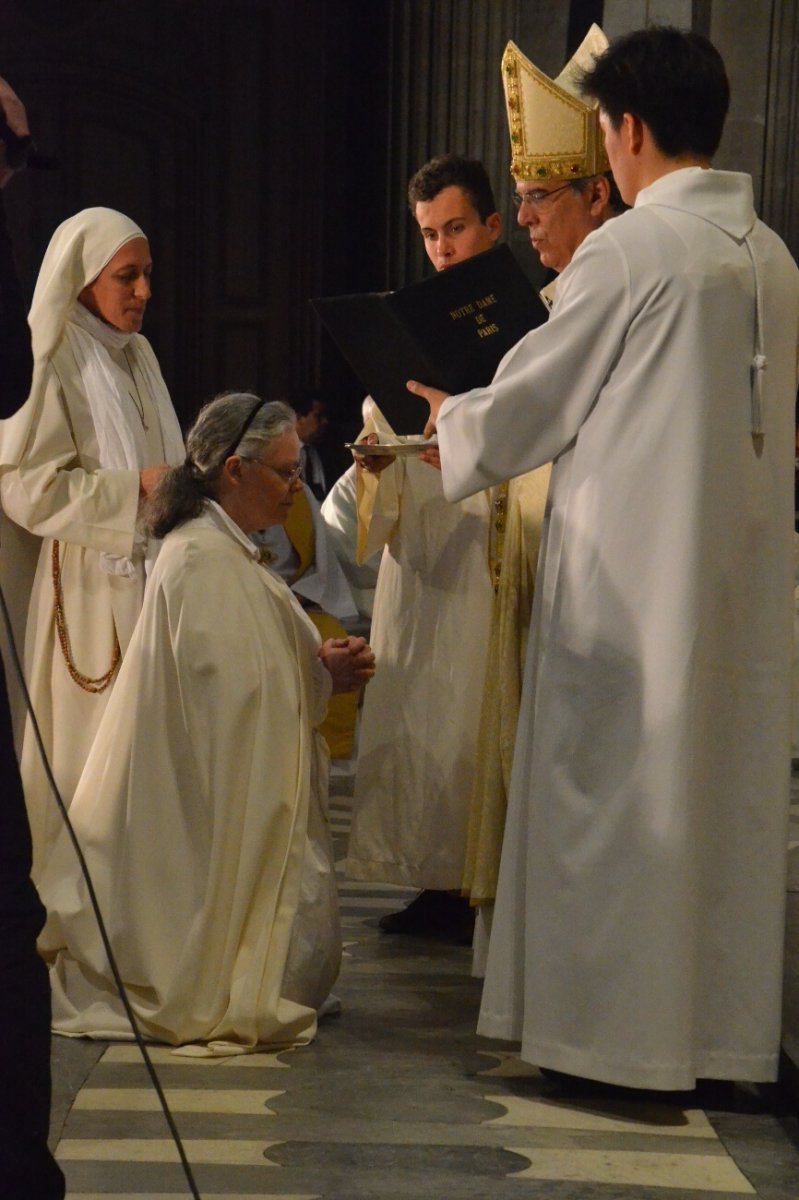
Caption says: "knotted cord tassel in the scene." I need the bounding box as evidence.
[750,352,767,437]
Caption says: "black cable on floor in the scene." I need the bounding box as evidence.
[0,579,202,1200]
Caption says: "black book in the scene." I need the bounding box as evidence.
[312,244,548,434]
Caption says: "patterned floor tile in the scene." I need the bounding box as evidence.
[54,784,799,1199]
[506,1146,755,1192]
[485,1094,719,1137]
[72,1088,283,1114]
[57,1138,281,1166]
[100,1045,293,1068]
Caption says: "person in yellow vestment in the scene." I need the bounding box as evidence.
[466,29,624,966]
[252,402,361,760]
[39,393,374,1053]
[0,208,184,882]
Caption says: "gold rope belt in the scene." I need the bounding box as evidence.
[491,481,509,594]
[51,539,120,693]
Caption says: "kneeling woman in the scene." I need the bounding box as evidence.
[39,393,374,1054]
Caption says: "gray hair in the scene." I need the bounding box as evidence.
[569,172,627,215]
[144,391,296,539]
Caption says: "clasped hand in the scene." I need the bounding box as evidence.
[319,636,376,693]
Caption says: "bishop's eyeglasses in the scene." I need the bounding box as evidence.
[512,182,574,210]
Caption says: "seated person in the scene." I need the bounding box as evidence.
[295,390,328,500]
[321,461,381,634]
[252,461,361,760]
[38,393,374,1055]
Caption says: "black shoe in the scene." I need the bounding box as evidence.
[540,1068,740,1109]
[693,1079,739,1110]
[538,1067,637,1098]
[378,890,475,944]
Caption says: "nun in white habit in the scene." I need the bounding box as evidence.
[0,207,184,881]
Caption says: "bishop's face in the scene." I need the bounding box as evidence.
[514,178,604,273]
[414,185,501,272]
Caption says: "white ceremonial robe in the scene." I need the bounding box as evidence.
[320,464,380,623]
[346,416,494,888]
[436,169,799,1088]
[39,502,339,1052]
[0,334,180,880]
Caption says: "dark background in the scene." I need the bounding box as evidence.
[1,0,796,480]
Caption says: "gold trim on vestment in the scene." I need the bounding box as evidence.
[502,26,610,182]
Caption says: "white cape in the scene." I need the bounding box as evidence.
[39,503,340,1053]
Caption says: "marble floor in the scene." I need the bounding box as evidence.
[49,774,799,1199]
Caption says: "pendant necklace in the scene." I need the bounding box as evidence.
[123,348,149,430]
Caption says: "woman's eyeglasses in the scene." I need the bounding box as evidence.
[240,457,302,486]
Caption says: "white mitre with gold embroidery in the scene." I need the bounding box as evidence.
[502,25,610,182]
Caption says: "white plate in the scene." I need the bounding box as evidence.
[345,439,438,456]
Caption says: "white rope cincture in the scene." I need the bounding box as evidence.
[744,234,767,437]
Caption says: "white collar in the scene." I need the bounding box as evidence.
[202,499,261,559]
[634,167,755,239]
[69,299,137,351]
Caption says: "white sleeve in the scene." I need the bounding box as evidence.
[0,361,139,554]
[437,230,631,502]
